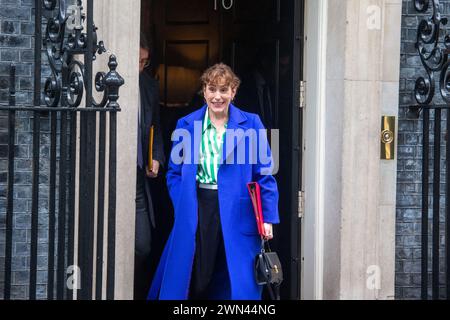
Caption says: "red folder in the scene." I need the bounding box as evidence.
[247,182,266,238]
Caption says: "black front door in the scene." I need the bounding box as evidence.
[142,0,303,300]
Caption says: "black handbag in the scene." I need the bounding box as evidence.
[254,239,283,300]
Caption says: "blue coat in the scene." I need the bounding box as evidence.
[148,104,279,300]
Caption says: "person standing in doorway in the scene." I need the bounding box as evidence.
[134,33,165,300]
[148,63,279,300]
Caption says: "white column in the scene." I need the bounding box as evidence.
[304,0,401,300]
[303,0,329,300]
[93,0,141,300]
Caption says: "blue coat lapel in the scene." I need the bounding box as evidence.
[223,104,248,163]
[181,105,207,179]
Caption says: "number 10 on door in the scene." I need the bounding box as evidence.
[214,0,234,10]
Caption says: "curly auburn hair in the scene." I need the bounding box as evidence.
[200,63,241,91]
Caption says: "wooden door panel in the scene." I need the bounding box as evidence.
[161,41,209,107]
[149,0,219,109]
[230,40,280,129]
[232,0,280,23]
[166,0,210,24]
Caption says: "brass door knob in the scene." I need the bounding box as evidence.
[381,129,394,144]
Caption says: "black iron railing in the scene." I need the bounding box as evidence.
[0,0,124,300]
[410,0,450,300]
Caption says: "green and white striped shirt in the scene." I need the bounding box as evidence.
[196,109,227,185]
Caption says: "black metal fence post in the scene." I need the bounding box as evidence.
[446,109,450,299]
[432,109,441,300]
[107,111,117,300]
[47,108,57,300]
[422,108,430,300]
[4,64,16,300]
[95,111,106,300]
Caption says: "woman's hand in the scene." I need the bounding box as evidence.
[146,160,160,178]
[263,223,273,240]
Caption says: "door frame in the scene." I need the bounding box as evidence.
[289,0,305,301]
[139,0,309,300]
[301,0,328,300]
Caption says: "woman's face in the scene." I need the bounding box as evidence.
[203,80,236,116]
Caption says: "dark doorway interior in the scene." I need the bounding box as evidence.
[139,0,303,300]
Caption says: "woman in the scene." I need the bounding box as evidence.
[148,63,279,300]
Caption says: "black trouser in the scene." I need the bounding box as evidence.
[189,187,230,300]
[134,167,152,300]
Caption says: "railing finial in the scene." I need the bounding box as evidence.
[104,55,124,109]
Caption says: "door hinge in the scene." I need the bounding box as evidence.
[299,80,306,109]
[298,190,305,219]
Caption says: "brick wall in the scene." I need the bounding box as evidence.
[0,0,51,300]
[397,0,449,299]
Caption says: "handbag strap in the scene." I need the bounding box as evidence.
[260,238,272,253]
